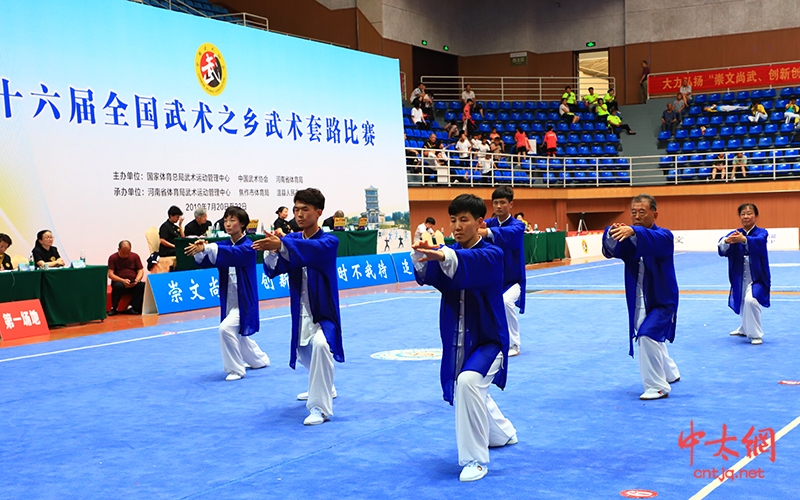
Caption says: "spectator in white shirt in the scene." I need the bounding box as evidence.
[411,102,428,129]
[461,84,483,118]
[410,83,425,106]
[679,78,692,103]
[455,132,472,162]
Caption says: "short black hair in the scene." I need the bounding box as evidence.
[547,125,553,131]
[448,194,486,220]
[168,205,183,217]
[224,206,250,228]
[276,206,288,215]
[294,188,325,211]
[738,203,759,216]
[425,217,436,225]
[514,212,525,219]
[492,186,514,202]
[588,87,594,91]
[36,229,51,242]
[631,194,657,211]
[0,233,11,247]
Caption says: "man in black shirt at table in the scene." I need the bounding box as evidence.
[184,207,211,237]
[159,206,185,257]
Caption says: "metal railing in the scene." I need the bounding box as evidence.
[404,146,799,188]
[135,0,269,31]
[418,76,616,103]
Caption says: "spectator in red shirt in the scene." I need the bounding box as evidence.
[543,125,557,157]
[639,60,650,103]
[108,240,145,315]
[514,126,528,165]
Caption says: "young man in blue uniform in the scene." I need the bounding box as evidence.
[413,193,517,482]
[718,203,770,345]
[185,206,271,381]
[479,186,526,356]
[602,194,680,400]
[253,188,343,426]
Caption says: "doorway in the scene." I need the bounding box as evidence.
[577,50,610,98]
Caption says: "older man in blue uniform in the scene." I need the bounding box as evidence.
[602,194,680,400]
[718,203,770,345]
[413,193,517,482]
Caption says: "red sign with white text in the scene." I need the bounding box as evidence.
[0,299,50,341]
[648,62,800,97]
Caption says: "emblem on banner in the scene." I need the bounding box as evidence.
[195,43,226,96]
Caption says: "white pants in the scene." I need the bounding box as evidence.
[219,308,270,376]
[638,336,680,393]
[503,284,521,349]
[297,328,336,416]
[748,112,767,122]
[455,353,516,466]
[784,112,799,125]
[732,279,763,340]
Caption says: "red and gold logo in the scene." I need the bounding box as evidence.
[195,43,226,96]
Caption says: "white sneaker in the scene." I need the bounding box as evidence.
[303,406,329,426]
[459,461,488,482]
[225,373,243,381]
[730,330,746,337]
[508,345,520,357]
[750,338,763,345]
[491,434,518,448]
[639,388,669,400]
[297,388,338,401]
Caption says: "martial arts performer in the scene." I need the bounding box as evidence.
[479,186,526,357]
[718,203,770,345]
[253,188,343,426]
[185,206,271,381]
[602,194,680,400]
[412,193,516,482]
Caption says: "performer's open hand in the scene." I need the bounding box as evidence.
[725,230,747,244]
[184,239,206,256]
[252,232,281,252]
[274,228,285,238]
[609,224,635,241]
[412,240,445,262]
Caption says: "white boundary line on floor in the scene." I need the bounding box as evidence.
[0,296,407,364]
[526,296,800,302]
[689,415,800,500]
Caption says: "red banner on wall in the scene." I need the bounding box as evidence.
[0,299,50,341]
[648,62,800,97]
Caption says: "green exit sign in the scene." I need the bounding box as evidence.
[510,51,527,66]
[586,41,596,47]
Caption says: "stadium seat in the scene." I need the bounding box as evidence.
[748,125,763,135]
[696,116,710,126]
[658,130,671,141]
[769,111,784,122]
[502,134,514,145]
[511,112,522,121]
[777,163,792,176]
[570,123,582,131]
[434,101,447,111]
[444,111,456,122]
[512,101,524,110]
[704,127,718,137]
[688,105,701,116]
[583,122,595,131]
[758,137,772,148]
[566,146,578,156]
[780,123,795,134]
[724,114,739,125]
[751,90,764,100]
[742,137,757,149]
[525,101,537,110]
[659,155,674,168]
[776,99,788,109]
[780,87,794,97]
[578,145,591,156]
[740,114,752,123]
[666,169,677,181]
[681,117,695,127]
[607,133,620,144]
[594,133,607,143]
[762,101,774,111]
[680,167,697,181]
[485,111,497,121]
[591,145,604,155]
[764,123,779,134]
[696,140,711,152]
[750,151,767,164]
[557,122,569,132]
[599,171,614,183]
[719,126,733,137]
[487,101,499,109]
[727,139,741,149]
[763,88,777,99]
[676,155,689,166]
[535,111,547,121]
[513,169,530,184]
[448,101,460,110]
[697,167,712,180]
[721,92,735,103]
[689,154,704,166]
[616,170,630,183]
[548,112,559,121]
[709,115,723,126]
[604,145,618,155]
[532,123,544,133]
[666,141,680,153]
[708,93,721,103]
[694,94,707,105]
[549,101,561,109]
[775,135,790,147]
[736,91,751,101]
[500,101,512,110]
[733,125,747,137]
[537,101,549,110]
[681,141,696,153]
[689,128,703,139]
[675,129,689,140]
[498,111,510,121]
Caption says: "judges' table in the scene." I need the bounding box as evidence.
[174,235,266,271]
[443,231,566,264]
[0,266,108,326]
[330,230,378,257]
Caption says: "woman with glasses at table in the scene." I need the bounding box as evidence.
[0,233,13,271]
[32,229,66,268]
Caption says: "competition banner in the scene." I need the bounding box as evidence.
[0,0,407,265]
[648,61,800,97]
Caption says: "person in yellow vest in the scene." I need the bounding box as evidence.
[595,98,610,124]
[748,101,767,123]
[562,85,578,112]
[582,87,600,112]
[783,98,799,127]
[607,109,636,135]
[604,88,617,112]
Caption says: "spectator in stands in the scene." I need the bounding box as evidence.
[411,102,428,129]
[582,87,600,112]
[661,103,679,137]
[405,133,422,173]
[514,213,533,233]
[462,99,475,136]
[711,153,727,181]
[184,207,211,237]
[461,84,484,118]
[639,60,650,103]
[607,109,636,135]
[158,205,184,258]
[107,240,144,315]
[514,126,528,165]
[444,120,459,139]
[595,98,610,124]
[422,91,435,119]
[562,86,578,112]
[672,92,687,121]
[32,230,65,268]
[479,152,495,177]
[749,102,767,122]
[470,133,483,152]
[604,88,618,112]
[414,217,436,243]
[423,132,448,167]
[489,127,500,141]
[543,125,557,157]
[784,99,800,127]
[0,233,12,271]
[704,103,750,112]
[410,82,425,106]
[731,152,747,180]
[456,131,472,163]
[559,98,580,124]
[489,136,505,165]
[679,78,693,103]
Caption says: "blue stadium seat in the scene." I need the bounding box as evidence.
[763,88,777,99]
[520,159,533,170]
[762,101,774,111]
[591,145,604,155]
[487,101,499,109]
[604,145,618,155]
[523,111,534,121]
[434,101,447,111]
[740,114,753,123]
[403,117,412,127]
[525,101,537,110]
[568,133,580,144]
[697,167,712,180]
[594,133,607,143]
[547,112,559,121]
[694,94,707,104]
[725,114,740,125]
[727,139,741,149]
[502,134,514,145]
[758,137,772,148]
[558,172,572,184]
[616,170,631,183]
[498,111,510,121]
[583,122,595,131]
[556,133,568,143]
[680,167,697,181]
[748,124,763,135]
[535,111,547,121]
[688,105,701,116]
[777,163,792,176]
[616,157,631,169]
[511,112,522,121]
[485,111,497,121]
[513,170,530,184]
[607,133,620,144]
[666,169,677,181]
[472,113,482,122]
[751,90,764,100]
[689,154,704,166]
[764,123,779,135]
[780,87,794,97]
[494,123,505,133]
[658,130,671,141]
[532,123,544,133]
[599,171,614,183]
[506,121,518,131]
[537,101,549,109]
[696,140,711,152]
[675,129,689,140]
[681,117,695,127]
[696,116,710,126]
[748,164,763,176]
[721,92,735,103]
[444,111,456,122]
[578,145,591,156]
[742,137,757,149]
[512,101,524,110]
[500,101,512,110]
[736,91,751,101]
[709,115,724,126]
[534,159,548,171]
[556,146,565,155]
[566,146,578,156]
[572,171,587,183]
[581,133,593,143]
[542,172,557,185]
[564,158,577,169]
[676,155,689,166]
[780,123,796,134]
[750,151,767,164]
[681,141,696,153]
[704,127,718,137]
[549,101,561,109]
[557,122,570,132]
[666,141,680,153]
[775,135,791,147]
[769,111,784,122]
[448,101,460,110]
[570,123,582,131]
[733,125,747,137]
[708,93,721,103]
[689,128,703,139]
[520,123,531,133]
[776,99,788,110]
[494,169,512,183]
[719,126,734,138]
[659,156,674,168]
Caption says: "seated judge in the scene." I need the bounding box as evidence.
[158,205,185,257]
[322,210,345,231]
[0,233,13,271]
[107,240,144,315]
[184,207,211,237]
[32,230,66,268]
[273,206,294,235]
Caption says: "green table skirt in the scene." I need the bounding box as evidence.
[330,230,378,257]
[175,235,265,271]
[444,232,566,264]
[0,266,108,326]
